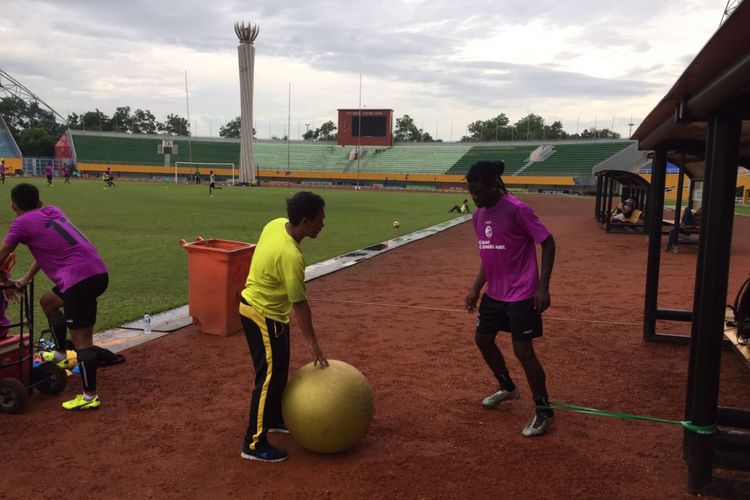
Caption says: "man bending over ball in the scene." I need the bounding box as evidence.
[239,191,329,462]
[0,183,109,410]
[464,161,556,437]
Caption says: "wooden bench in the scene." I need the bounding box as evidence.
[604,209,644,233]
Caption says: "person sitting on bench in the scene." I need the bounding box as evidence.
[666,207,701,252]
[611,199,639,223]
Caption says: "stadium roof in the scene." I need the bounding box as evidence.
[632,0,750,172]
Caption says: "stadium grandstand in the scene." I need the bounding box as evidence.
[58,129,641,194]
[0,116,22,173]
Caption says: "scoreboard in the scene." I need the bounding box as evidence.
[337,109,393,147]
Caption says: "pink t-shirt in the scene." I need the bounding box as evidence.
[472,194,550,302]
[4,206,108,292]
[0,271,9,338]
[45,165,53,176]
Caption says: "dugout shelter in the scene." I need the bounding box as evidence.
[632,1,750,496]
[593,170,649,232]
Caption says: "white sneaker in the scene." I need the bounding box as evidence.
[522,414,554,437]
[482,388,521,408]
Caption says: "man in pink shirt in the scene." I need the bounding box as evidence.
[464,161,556,437]
[45,162,53,187]
[0,160,6,184]
[0,183,109,410]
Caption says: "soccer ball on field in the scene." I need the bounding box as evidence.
[392,221,400,228]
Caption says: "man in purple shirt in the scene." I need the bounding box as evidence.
[45,162,53,187]
[464,161,556,437]
[0,160,6,184]
[0,183,109,410]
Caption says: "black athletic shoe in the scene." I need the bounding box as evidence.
[241,442,288,462]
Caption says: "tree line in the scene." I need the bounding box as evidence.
[299,113,621,144]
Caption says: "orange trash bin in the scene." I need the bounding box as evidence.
[180,237,255,336]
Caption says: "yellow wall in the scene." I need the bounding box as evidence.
[640,173,695,201]
[78,162,236,177]
[0,158,22,174]
[739,173,750,204]
[66,164,750,202]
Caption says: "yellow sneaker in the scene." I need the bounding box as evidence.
[62,394,101,411]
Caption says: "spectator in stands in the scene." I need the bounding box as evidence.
[450,199,471,214]
[611,198,636,222]
[45,162,53,187]
[0,160,5,184]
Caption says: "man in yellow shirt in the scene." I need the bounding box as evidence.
[239,191,329,462]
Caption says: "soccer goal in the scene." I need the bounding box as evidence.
[174,161,236,185]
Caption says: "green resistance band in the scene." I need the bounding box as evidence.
[538,401,716,435]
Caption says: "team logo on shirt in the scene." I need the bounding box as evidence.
[484,225,493,238]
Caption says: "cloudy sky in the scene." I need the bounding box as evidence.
[0,0,728,140]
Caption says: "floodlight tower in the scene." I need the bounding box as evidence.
[721,0,742,26]
[235,21,259,185]
[0,69,67,125]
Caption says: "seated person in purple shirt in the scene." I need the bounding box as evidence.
[464,161,556,437]
[0,183,109,411]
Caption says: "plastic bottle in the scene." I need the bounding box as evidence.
[143,313,152,335]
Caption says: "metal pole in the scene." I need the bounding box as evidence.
[357,73,362,190]
[684,124,715,464]
[643,146,668,342]
[686,109,742,495]
[185,70,192,179]
[674,158,686,227]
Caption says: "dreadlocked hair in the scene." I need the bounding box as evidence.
[466,161,507,193]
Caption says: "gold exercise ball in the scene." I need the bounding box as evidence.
[282,359,374,454]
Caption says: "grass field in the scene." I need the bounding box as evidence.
[0,178,467,332]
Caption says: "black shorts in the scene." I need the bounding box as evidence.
[52,273,109,329]
[209,182,216,188]
[476,294,543,341]
[46,175,52,182]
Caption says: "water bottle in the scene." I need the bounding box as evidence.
[143,313,152,335]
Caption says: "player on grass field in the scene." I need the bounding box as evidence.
[209,170,222,196]
[45,162,54,187]
[464,160,556,437]
[0,183,109,411]
[239,191,329,462]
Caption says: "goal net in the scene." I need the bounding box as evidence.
[174,161,237,185]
